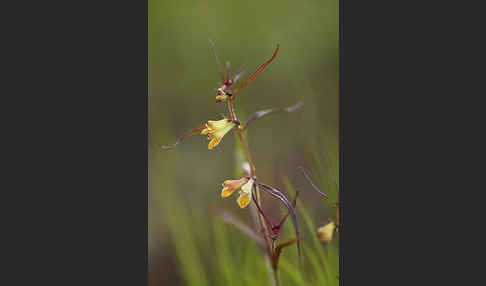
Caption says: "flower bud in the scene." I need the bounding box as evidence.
[317,220,336,245]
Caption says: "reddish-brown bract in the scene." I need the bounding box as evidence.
[231,44,280,99]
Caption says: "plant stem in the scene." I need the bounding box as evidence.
[236,129,255,176]
[273,267,281,286]
[228,100,279,286]
[227,100,237,122]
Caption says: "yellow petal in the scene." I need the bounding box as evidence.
[201,128,212,135]
[213,123,235,139]
[202,119,236,150]
[208,137,221,150]
[215,93,228,102]
[240,178,254,194]
[237,193,251,208]
[223,177,248,189]
[221,187,234,198]
[207,119,229,129]
[222,180,232,186]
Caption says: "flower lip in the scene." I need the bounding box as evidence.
[237,177,255,208]
[237,192,251,208]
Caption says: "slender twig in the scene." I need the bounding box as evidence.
[236,131,255,177]
[227,100,237,122]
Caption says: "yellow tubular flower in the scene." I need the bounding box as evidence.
[201,119,236,150]
[221,177,248,198]
[237,178,254,208]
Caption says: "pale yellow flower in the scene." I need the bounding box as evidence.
[221,177,248,198]
[237,178,254,208]
[317,220,336,245]
[220,177,254,208]
[201,119,236,150]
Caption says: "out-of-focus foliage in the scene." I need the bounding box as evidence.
[149,0,338,284]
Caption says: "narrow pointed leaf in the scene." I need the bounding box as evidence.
[258,183,301,262]
[232,43,280,97]
[298,166,329,199]
[251,194,276,231]
[243,101,303,130]
[160,124,204,150]
[277,190,300,227]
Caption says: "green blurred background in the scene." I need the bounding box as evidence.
[149,0,338,284]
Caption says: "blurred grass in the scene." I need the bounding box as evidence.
[149,0,338,284]
[150,136,339,285]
